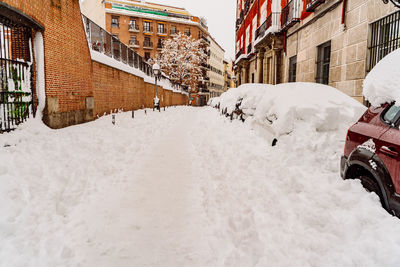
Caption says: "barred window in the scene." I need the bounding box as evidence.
[368,11,400,71]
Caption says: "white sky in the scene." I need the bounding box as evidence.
[147,0,236,61]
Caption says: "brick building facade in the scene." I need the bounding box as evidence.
[0,0,187,130]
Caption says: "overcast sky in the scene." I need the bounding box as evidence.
[148,0,236,61]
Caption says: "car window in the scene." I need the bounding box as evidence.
[383,105,400,124]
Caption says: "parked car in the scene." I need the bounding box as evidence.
[341,103,400,217]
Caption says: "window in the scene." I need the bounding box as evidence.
[144,21,152,32]
[184,28,191,36]
[157,23,165,34]
[170,25,177,35]
[289,55,297,82]
[368,10,400,71]
[144,52,151,62]
[111,16,119,28]
[251,73,255,83]
[129,35,138,46]
[144,37,152,47]
[383,105,400,124]
[157,38,164,49]
[129,19,138,30]
[316,41,331,85]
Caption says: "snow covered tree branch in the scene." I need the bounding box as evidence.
[156,33,207,91]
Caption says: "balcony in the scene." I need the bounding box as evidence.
[143,26,153,34]
[199,34,210,44]
[255,12,281,41]
[236,49,243,60]
[129,39,139,48]
[247,43,252,54]
[281,0,301,30]
[306,0,325,12]
[244,0,251,15]
[143,41,153,49]
[129,24,139,32]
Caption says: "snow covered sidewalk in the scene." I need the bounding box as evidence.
[1,107,400,267]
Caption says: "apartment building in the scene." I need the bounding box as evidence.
[235,0,400,103]
[208,36,225,98]
[224,60,235,90]
[81,0,212,94]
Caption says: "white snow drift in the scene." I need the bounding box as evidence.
[213,82,366,137]
[1,87,400,266]
[363,48,400,107]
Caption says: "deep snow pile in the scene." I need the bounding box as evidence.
[213,82,366,137]
[1,105,400,266]
[363,48,400,107]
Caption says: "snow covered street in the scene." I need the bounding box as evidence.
[1,107,400,267]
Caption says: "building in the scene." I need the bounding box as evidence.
[207,36,225,98]
[224,60,235,91]
[81,0,214,103]
[235,0,400,103]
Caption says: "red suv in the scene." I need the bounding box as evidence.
[341,103,400,217]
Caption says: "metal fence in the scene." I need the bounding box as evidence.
[0,17,34,132]
[255,12,281,40]
[281,0,301,29]
[82,14,183,90]
[368,10,400,71]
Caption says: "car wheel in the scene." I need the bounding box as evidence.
[358,175,385,207]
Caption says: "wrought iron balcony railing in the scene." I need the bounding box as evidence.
[129,40,139,47]
[82,15,185,92]
[236,49,243,59]
[281,0,301,30]
[143,26,153,33]
[255,12,281,40]
[305,0,325,12]
[247,43,252,54]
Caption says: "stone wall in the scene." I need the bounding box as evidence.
[284,0,398,102]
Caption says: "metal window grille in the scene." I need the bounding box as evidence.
[368,10,400,71]
[0,16,34,132]
[316,41,331,85]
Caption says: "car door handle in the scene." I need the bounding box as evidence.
[380,146,399,157]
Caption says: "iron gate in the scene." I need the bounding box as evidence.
[0,15,34,132]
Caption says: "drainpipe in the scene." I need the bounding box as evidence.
[341,0,347,26]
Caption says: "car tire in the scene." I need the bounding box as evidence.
[358,175,385,207]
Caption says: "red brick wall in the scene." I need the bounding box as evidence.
[3,0,187,128]
[92,61,187,116]
[2,0,94,114]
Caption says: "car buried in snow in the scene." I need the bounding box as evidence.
[341,103,400,217]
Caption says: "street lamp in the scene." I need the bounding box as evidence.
[152,63,161,111]
[382,0,400,7]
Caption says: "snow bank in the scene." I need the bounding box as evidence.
[216,83,366,137]
[363,48,400,107]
